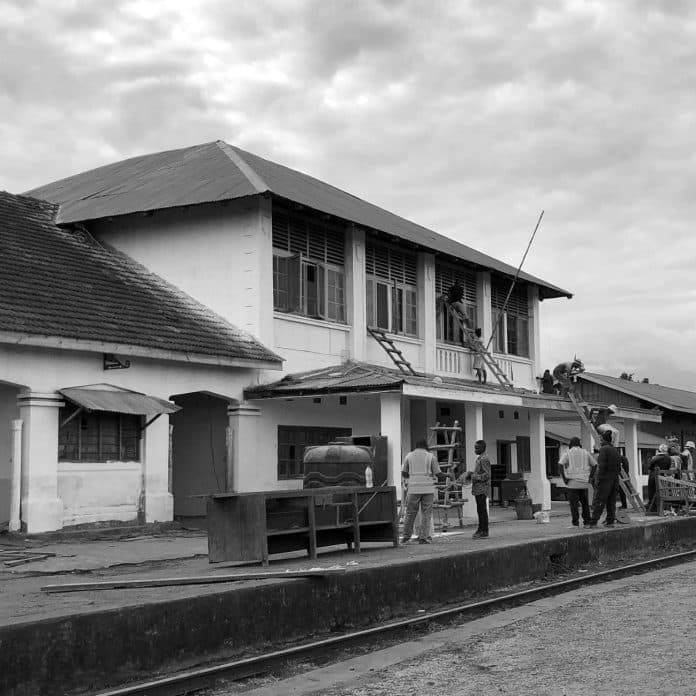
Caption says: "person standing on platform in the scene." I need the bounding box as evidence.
[471,328,487,384]
[559,437,595,526]
[464,440,491,538]
[646,444,671,514]
[400,439,440,545]
[617,451,630,510]
[541,369,554,394]
[683,441,695,479]
[588,429,621,527]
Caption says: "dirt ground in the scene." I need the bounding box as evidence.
[240,560,696,696]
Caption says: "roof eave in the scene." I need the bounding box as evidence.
[0,331,283,370]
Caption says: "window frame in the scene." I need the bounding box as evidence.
[435,262,478,345]
[365,276,418,337]
[491,279,530,358]
[277,425,352,480]
[58,407,142,463]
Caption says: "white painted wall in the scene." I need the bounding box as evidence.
[91,198,275,348]
[0,342,257,529]
[246,394,382,491]
[274,315,350,373]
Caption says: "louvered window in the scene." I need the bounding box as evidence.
[491,277,529,358]
[272,205,346,323]
[365,239,418,336]
[435,262,478,344]
[58,407,141,462]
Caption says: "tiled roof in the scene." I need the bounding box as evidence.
[0,191,282,366]
[580,373,696,414]
[25,141,571,300]
[244,361,544,399]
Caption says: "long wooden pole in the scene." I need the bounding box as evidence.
[486,210,544,352]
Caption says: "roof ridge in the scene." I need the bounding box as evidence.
[216,141,269,193]
[586,372,695,396]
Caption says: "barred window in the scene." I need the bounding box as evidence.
[59,407,141,462]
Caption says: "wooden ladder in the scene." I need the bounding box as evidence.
[445,304,514,390]
[428,421,466,530]
[567,389,646,514]
[367,327,417,375]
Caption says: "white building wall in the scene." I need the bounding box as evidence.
[273,315,349,373]
[90,198,275,348]
[0,384,21,525]
[0,343,257,528]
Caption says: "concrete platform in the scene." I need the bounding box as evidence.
[2,507,695,695]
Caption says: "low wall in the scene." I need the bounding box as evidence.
[3,518,696,695]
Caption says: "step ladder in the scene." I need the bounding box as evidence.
[428,421,466,530]
[445,304,514,390]
[566,388,646,513]
[367,327,417,376]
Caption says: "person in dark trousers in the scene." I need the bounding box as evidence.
[400,439,440,544]
[618,452,630,509]
[559,437,595,526]
[646,444,671,514]
[541,369,554,394]
[588,429,621,527]
[464,440,491,538]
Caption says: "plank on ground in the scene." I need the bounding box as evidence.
[41,568,346,593]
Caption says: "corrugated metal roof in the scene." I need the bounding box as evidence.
[546,421,663,449]
[25,141,571,300]
[0,191,282,366]
[60,384,181,415]
[580,373,696,414]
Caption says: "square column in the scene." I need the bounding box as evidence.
[17,391,64,533]
[477,272,492,345]
[346,225,367,361]
[227,402,262,492]
[464,402,483,471]
[527,410,550,509]
[419,252,436,374]
[580,421,593,452]
[623,419,641,493]
[141,414,174,523]
[380,392,403,489]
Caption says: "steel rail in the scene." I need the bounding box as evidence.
[93,547,696,696]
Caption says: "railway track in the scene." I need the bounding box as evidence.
[94,547,696,696]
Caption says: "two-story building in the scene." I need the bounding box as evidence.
[8,141,660,531]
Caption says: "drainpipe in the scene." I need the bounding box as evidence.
[9,419,22,532]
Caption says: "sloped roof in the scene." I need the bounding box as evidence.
[245,361,546,399]
[580,373,696,414]
[545,421,664,449]
[0,191,281,367]
[25,141,571,300]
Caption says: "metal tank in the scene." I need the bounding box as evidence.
[303,443,373,488]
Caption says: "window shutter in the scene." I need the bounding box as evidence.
[366,238,417,286]
[435,262,477,303]
[376,282,390,330]
[287,254,301,312]
[492,278,528,316]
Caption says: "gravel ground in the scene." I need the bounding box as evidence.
[242,560,696,696]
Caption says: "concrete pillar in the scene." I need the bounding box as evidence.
[623,419,641,493]
[419,252,436,374]
[256,196,276,348]
[227,401,262,492]
[401,397,412,472]
[141,415,173,523]
[17,392,64,533]
[477,272,492,346]
[347,225,366,361]
[464,402,483,471]
[380,392,403,489]
[9,419,22,532]
[527,410,550,509]
[528,285,542,377]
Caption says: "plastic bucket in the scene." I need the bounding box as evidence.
[515,498,534,520]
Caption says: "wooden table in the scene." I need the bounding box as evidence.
[207,486,398,565]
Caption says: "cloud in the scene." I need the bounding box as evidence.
[3,0,696,388]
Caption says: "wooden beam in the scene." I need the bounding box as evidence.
[41,568,347,593]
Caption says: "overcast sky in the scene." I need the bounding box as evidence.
[2,1,695,388]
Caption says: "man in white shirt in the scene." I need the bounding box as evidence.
[559,436,596,527]
[401,439,440,544]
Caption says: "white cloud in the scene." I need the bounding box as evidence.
[3,0,696,388]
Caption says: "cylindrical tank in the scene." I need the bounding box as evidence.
[303,444,374,488]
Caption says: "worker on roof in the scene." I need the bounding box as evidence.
[552,359,585,395]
